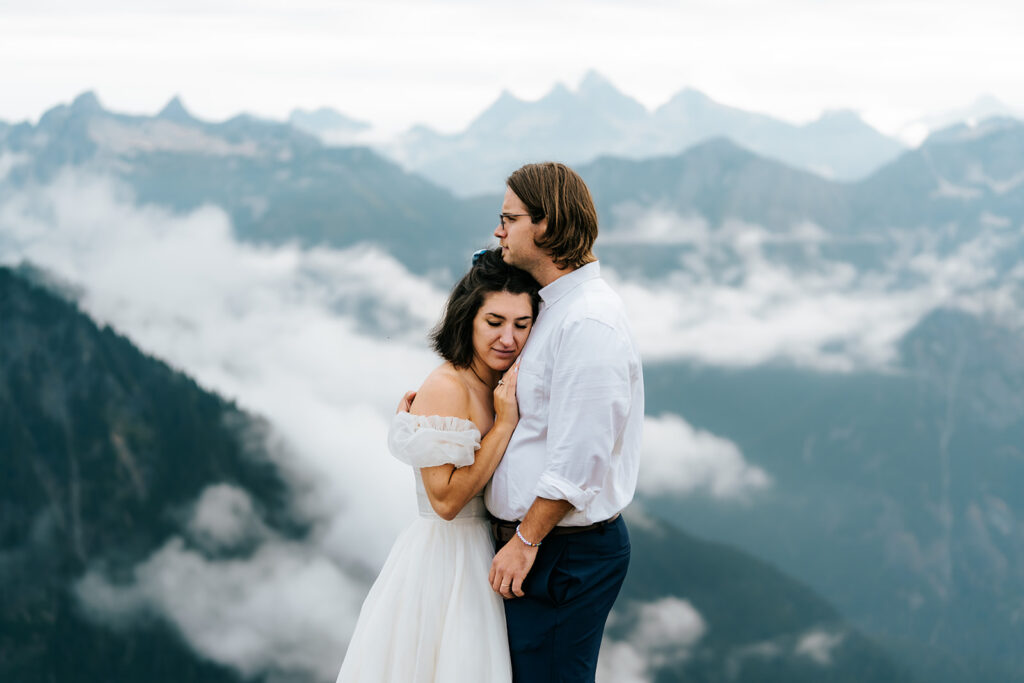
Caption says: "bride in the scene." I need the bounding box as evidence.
[336,248,540,683]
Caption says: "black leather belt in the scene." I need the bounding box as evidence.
[489,514,620,545]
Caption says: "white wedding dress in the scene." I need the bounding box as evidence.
[336,412,512,683]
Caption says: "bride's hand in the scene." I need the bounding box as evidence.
[396,390,416,413]
[493,360,520,426]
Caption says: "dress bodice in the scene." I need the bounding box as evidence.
[413,472,488,519]
[388,412,486,520]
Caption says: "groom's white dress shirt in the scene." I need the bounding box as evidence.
[485,261,644,527]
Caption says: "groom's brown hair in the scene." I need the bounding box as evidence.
[506,162,598,270]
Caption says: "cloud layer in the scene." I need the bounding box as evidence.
[597,597,707,683]
[639,414,770,501]
[605,208,1024,371]
[5,173,1014,679]
[76,486,365,681]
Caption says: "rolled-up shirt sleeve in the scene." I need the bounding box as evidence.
[533,316,633,511]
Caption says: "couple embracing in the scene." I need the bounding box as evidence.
[336,162,644,683]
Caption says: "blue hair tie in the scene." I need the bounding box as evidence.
[472,249,488,265]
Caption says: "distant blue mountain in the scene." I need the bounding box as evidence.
[288,106,372,145]
[0,92,484,275]
[383,71,906,196]
[5,91,1023,281]
[565,120,1024,282]
[4,91,1022,279]
[153,95,192,124]
[897,95,1023,145]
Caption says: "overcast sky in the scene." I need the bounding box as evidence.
[2,0,1022,135]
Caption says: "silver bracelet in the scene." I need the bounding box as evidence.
[515,524,542,547]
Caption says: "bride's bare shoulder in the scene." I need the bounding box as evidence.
[411,364,471,419]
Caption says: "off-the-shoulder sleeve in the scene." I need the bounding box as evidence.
[387,412,481,468]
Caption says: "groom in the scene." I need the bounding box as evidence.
[486,162,644,682]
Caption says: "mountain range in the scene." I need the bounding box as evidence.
[581,115,1024,231]
[897,94,1023,145]
[288,108,372,146]
[0,92,483,275]
[6,91,1024,278]
[376,71,906,196]
[4,91,1024,681]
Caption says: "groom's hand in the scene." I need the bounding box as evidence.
[489,499,572,599]
[489,538,538,599]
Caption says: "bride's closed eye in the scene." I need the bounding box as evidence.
[488,321,530,329]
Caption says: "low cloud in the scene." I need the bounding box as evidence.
[0,151,28,181]
[601,208,713,245]
[76,540,363,681]
[603,209,1024,371]
[186,484,269,553]
[596,641,651,683]
[794,629,845,665]
[639,413,770,501]
[597,597,707,683]
[74,482,368,681]
[722,626,848,676]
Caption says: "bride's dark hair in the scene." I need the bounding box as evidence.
[431,248,540,367]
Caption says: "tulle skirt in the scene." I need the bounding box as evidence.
[336,513,512,683]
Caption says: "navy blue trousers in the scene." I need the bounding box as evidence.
[502,516,630,683]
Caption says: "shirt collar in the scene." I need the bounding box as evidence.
[538,261,601,307]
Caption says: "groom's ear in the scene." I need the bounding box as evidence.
[532,216,548,238]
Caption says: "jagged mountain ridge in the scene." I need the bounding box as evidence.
[897,95,1023,145]
[580,119,1024,233]
[288,107,372,146]
[4,92,1023,281]
[0,92,484,275]
[388,117,1024,261]
[569,122,1024,281]
[379,71,905,196]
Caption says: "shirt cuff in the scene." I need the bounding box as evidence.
[534,472,600,511]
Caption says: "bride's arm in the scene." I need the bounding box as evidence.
[413,367,519,521]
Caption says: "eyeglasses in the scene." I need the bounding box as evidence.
[498,213,531,228]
